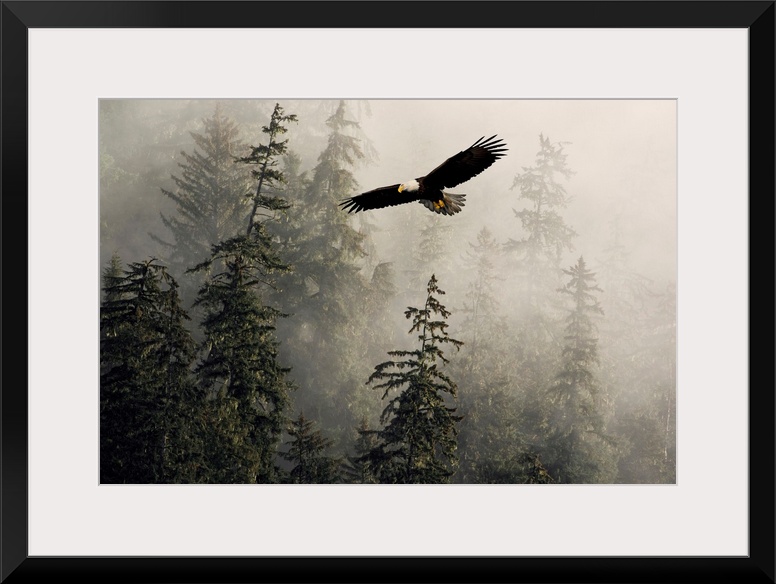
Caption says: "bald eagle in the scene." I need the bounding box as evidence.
[339,135,507,216]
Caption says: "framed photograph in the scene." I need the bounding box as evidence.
[4,1,773,582]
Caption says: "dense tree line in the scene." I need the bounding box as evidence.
[100,101,676,484]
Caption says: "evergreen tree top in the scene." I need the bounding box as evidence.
[238,102,298,237]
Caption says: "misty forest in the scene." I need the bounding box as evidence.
[100,99,676,485]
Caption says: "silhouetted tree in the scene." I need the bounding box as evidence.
[191,232,292,483]
[100,257,200,483]
[359,275,463,483]
[281,413,341,483]
[341,418,381,484]
[237,102,297,236]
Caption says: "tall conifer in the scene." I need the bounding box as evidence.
[100,258,199,483]
[273,100,376,442]
[359,275,463,483]
[544,256,615,483]
[189,104,298,483]
[281,413,341,483]
[154,104,252,281]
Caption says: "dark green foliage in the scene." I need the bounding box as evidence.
[453,379,525,483]
[341,418,380,484]
[191,232,292,483]
[100,257,200,483]
[237,102,297,236]
[98,104,675,486]
[181,105,299,483]
[519,452,556,484]
[281,413,341,483]
[359,275,463,483]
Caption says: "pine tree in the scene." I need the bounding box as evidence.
[272,100,376,443]
[359,275,463,483]
[191,232,292,483]
[507,133,577,315]
[518,453,556,484]
[237,102,297,236]
[100,257,200,483]
[452,376,527,483]
[543,256,615,483]
[341,418,380,484]
[281,99,367,295]
[458,227,503,360]
[501,135,580,482]
[343,261,400,428]
[153,104,252,296]
[449,227,526,483]
[281,413,341,483]
[101,252,124,303]
[180,104,300,483]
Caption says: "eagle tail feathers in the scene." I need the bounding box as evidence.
[444,193,466,214]
[420,193,466,215]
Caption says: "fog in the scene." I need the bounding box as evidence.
[355,99,675,284]
[101,98,676,285]
[100,99,677,484]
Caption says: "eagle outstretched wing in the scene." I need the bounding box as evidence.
[339,184,415,214]
[423,135,508,190]
[339,135,507,215]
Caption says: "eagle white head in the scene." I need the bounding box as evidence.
[398,179,420,193]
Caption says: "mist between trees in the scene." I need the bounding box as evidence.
[100,99,676,484]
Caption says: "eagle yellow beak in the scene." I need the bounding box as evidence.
[398,185,404,193]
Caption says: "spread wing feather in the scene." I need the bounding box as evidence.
[339,183,417,214]
[423,135,508,190]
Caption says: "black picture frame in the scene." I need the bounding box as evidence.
[2,2,773,582]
